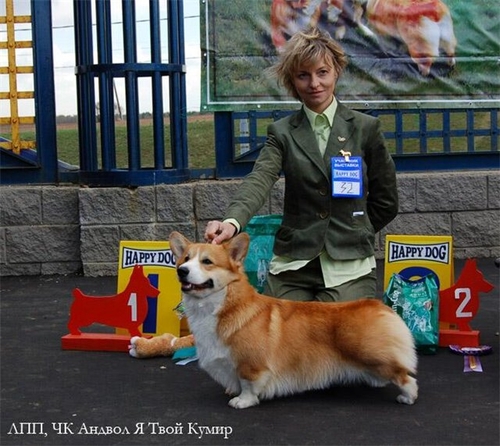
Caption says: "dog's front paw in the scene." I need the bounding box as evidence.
[128,336,146,358]
[228,395,259,409]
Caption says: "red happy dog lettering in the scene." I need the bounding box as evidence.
[67,265,159,337]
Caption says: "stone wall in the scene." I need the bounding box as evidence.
[1,170,499,277]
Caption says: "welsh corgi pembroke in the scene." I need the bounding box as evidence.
[169,231,418,409]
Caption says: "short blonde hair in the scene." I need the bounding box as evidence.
[269,27,348,100]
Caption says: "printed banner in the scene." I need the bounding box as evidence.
[116,241,182,337]
[384,234,454,291]
[201,0,499,110]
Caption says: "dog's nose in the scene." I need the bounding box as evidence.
[177,266,189,279]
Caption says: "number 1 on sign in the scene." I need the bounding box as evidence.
[128,293,138,321]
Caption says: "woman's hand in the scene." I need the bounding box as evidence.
[204,220,237,244]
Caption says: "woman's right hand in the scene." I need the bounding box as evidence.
[204,220,237,244]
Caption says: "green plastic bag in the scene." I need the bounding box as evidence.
[383,272,440,354]
[243,215,282,293]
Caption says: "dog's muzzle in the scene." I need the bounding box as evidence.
[177,266,214,292]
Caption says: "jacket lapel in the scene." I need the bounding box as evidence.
[290,109,329,178]
[325,102,356,159]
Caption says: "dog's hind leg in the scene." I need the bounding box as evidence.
[370,363,418,405]
[362,373,390,388]
[395,375,418,405]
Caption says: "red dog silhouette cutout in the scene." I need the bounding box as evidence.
[439,259,494,331]
[67,265,160,337]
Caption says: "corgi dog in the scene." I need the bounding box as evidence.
[169,231,418,409]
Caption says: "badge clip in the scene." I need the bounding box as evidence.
[339,150,351,161]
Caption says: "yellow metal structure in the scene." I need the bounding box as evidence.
[0,0,35,154]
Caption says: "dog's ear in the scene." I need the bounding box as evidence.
[226,233,250,263]
[169,232,190,259]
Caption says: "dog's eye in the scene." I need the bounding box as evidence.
[184,255,190,262]
[202,258,213,265]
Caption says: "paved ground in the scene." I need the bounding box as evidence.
[1,259,499,446]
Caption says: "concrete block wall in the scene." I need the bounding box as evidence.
[1,170,499,277]
[0,186,81,275]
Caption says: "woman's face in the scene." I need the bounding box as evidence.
[292,57,338,113]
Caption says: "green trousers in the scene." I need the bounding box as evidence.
[263,256,377,302]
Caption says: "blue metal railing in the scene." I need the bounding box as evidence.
[214,108,499,178]
[68,0,189,186]
[1,0,498,186]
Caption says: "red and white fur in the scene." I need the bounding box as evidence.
[358,0,457,75]
[169,231,418,409]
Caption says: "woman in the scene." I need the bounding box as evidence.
[205,27,398,302]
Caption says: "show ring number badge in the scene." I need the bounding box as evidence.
[332,151,363,198]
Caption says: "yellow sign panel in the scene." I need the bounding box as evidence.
[384,235,454,291]
[116,241,181,337]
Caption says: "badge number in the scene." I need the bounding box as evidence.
[331,156,363,198]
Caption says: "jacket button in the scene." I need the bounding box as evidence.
[319,187,327,196]
[319,211,328,219]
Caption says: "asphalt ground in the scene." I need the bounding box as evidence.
[1,259,499,446]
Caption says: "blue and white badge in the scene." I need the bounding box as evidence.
[331,152,363,198]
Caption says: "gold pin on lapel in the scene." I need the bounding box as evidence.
[337,136,346,142]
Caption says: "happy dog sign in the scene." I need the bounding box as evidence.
[384,235,454,291]
[117,240,182,337]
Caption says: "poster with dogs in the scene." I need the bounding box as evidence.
[200,0,499,109]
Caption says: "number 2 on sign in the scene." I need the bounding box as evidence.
[455,288,472,318]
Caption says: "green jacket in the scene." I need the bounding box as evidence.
[224,102,398,261]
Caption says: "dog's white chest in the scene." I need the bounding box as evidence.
[183,292,240,393]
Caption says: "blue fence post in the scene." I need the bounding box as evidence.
[149,0,166,169]
[95,0,116,170]
[167,0,188,171]
[214,111,238,177]
[31,0,58,182]
[491,109,498,152]
[73,0,98,172]
[122,0,141,170]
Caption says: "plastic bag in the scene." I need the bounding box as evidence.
[383,272,440,354]
[243,215,282,293]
